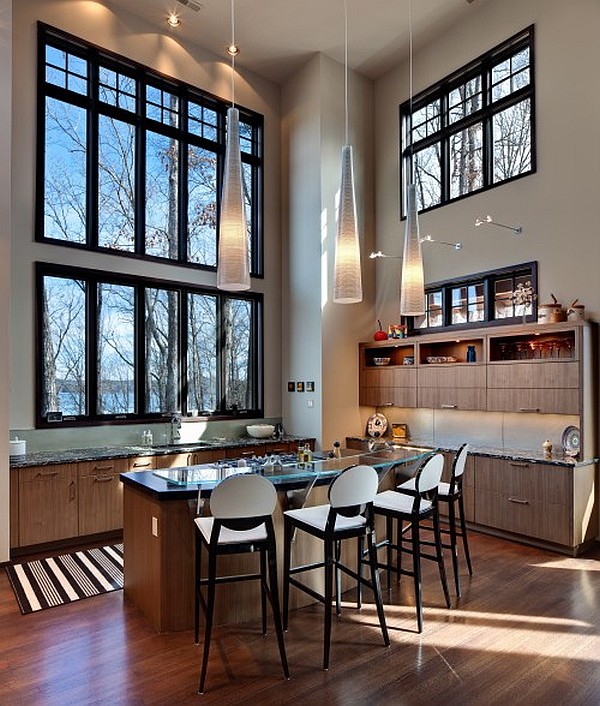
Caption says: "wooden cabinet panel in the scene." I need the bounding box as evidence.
[360,367,417,408]
[126,455,156,473]
[475,491,572,546]
[78,460,124,535]
[418,386,486,411]
[418,365,485,388]
[19,464,79,546]
[474,457,574,546]
[487,361,579,389]
[156,453,193,469]
[486,388,579,415]
[10,472,19,548]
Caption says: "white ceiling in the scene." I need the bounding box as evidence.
[109,0,483,84]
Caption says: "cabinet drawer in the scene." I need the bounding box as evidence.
[78,465,123,535]
[126,456,156,472]
[475,490,572,546]
[487,361,579,388]
[475,457,571,505]
[486,388,579,415]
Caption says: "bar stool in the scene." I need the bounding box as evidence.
[397,444,472,597]
[372,453,451,633]
[194,473,289,694]
[282,464,389,670]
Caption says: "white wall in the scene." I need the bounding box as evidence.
[282,54,374,450]
[0,0,13,562]
[10,0,282,438]
[375,0,600,328]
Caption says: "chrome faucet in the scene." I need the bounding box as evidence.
[170,414,182,444]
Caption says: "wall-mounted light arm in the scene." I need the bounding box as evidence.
[370,235,461,259]
[475,214,522,235]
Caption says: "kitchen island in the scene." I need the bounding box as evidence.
[120,446,433,632]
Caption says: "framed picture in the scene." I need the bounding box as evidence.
[296,381,304,392]
[287,381,295,392]
[306,381,315,392]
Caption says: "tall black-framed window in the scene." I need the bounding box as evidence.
[400,25,535,215]
[37,23,264,277]
[36,263,263,427]
[406,262,537,334]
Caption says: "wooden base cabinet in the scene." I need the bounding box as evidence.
[18,464,79,547]
[473,457,596,552]
[78,460,125,536]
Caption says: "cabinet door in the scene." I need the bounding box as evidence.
[78,460,125,535]
[359,367,417,407]
[474,457,572,546]
[417,365,486,411]
[10,471,19,548]
[19,464,79,546]
[487,361,580,414]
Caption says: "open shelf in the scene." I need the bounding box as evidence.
[489,330,576,361]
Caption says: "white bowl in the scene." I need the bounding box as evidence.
[246,424,275,439]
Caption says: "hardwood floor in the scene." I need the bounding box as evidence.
[2,531,600,705]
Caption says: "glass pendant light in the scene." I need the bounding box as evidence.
[400,0,425,317]
[333,0,363,304]
[217,0,250,291]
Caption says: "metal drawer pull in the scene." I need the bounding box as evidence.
[440,404,457,409]
[133,461,151,468]
[93,475,114,483]
[509,462,530,468]
[240,451,255,456]
[36,471,59,478]
[94,465,113,471]
[508,497,529,505]
[519,407,540,413]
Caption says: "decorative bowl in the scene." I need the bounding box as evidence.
[373,357,391,366]
[246,424,275,439]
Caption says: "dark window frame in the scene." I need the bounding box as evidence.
[35,262,264,428]
[404,261,538,335]
[400,25,536,217]
[36,23,264,278]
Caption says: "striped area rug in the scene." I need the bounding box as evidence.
[5,544,123,615]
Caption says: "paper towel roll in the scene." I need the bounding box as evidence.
[10,438,26,456]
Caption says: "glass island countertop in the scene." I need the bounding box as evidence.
[121,445,435,501]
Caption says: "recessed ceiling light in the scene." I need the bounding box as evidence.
[167,12,181,27]
[227,43,240,57]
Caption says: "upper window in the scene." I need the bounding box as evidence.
[37,24,264,276]
[408,262,537,334]
[401,26,535,215]
[37,263,263,426]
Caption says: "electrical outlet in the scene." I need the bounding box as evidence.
[151,516,159,537]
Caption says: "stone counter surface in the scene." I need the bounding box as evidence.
[345,437,596,467]
[8,435,315,469]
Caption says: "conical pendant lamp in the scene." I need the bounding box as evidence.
[333,0,363,304]
[217,0,250,291]
[400,0,425,316]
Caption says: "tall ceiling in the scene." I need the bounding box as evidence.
[108,0,483,84]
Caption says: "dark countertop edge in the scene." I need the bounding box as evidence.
[120,469,335,501]
[8,436,316,469]
[345,437,596,468]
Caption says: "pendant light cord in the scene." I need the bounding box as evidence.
[230,0,236,107]
[408,0,414,177]
[344,0,349,145]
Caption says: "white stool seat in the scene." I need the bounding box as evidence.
[375,489,432,515]
[399,478,453,498]
[437,481,452,497]
[285,505,367,533]
[194,516,267,545]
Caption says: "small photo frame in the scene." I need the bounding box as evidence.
[296,381,304,392]
[287,381,295,392]
[306,381,315,392]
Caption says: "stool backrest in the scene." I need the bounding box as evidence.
[209,473,277,519]
[449,443,469,493]
[414,453,444,498]
[329,465,378,508]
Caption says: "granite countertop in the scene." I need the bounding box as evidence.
[345,437,596,468]
[8,435,315,469]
